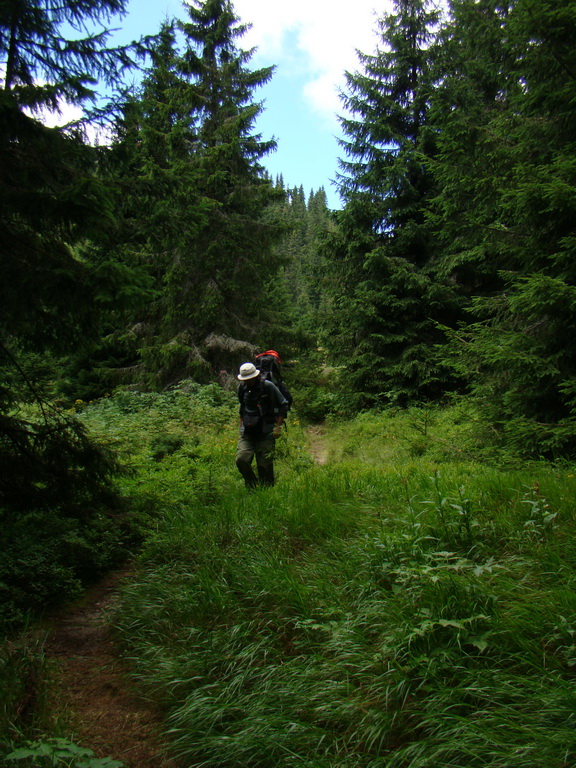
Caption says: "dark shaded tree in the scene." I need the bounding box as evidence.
[432,0,576,456]
[85,21,214,389]
[427,0,517,295]
[172,0,286,339]
[101,0,288,385]
[275,186,333,332]
[322,0,458,405]
[0,0,150,629]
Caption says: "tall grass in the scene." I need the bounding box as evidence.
[0,634,52,739]
[81,392,576,765]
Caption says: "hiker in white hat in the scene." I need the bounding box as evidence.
[235,361,289,489]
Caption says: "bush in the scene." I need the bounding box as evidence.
[0,506,135,635]
[3,737,124,767]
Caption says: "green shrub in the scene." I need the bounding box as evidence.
[0,636,50,739]
[3,737,123,767]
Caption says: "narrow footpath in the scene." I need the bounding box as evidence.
[306,424,330,465]
[44,569,179,768]
[43,431,330,765]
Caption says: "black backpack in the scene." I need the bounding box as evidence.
[255,350,293,410]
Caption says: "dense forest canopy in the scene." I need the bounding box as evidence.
[324,0,576,457]
[1,0,576,611]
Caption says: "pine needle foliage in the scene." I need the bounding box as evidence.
[427,0,576,455]
[0,0,151,635]
[101,0,288,390]
[322,0,460,405]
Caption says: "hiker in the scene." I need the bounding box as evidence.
[235,362,289,489]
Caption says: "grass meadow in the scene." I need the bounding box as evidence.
[73,386,576,767]
[3,385,575,766]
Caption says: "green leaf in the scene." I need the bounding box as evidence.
[5,748,39,760]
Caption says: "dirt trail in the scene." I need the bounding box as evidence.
[41,432,329,765]
[44,568,179,768]
[306,424,330,465]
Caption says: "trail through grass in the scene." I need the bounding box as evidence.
[42,569,179,767]
[70,390,576,766]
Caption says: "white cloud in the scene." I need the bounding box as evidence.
[36,102,84,128]
[30,100,111,145]
[234,0,389,123]
[302,73,341,123]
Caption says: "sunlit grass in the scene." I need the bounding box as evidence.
[73,390,576,766]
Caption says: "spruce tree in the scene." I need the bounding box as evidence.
[173,0,286,342]
[433,0,576,456]
[100,1,288,385]
[304,188,333,318]
[427,0,518,295]
[96,22,214,387]
[276,186,333,335]
[323,0,457,405]
[337,0,438,257]
[0,0,142,352]
[0,0,142,517]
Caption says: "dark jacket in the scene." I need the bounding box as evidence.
[238,378,289,436]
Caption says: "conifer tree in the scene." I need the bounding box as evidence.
[172,0,286,341]
[96,22,214,386]
[437,0,576,455]
[305,188,333,316]
[0,0,141,352]
[427,0,517,295]
[322,0,457,405]
[277,186,333,334]
[99,0,288,385]
[337,0,438,256]
[0,0,143,516]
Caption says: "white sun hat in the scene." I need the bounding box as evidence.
[237,362,260,381]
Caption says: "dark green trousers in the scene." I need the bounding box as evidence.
[235,433,275,488]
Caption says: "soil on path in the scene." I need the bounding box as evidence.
[307,424,330,465]
[44,568,179,768]
[41,431,330,766]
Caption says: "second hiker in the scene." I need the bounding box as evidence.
[235,361,289,489]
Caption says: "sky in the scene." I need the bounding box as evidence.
[103,0,390,209]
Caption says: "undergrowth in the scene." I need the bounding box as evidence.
[3,386,576,767]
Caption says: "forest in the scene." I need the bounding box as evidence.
[2,0,576,765]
